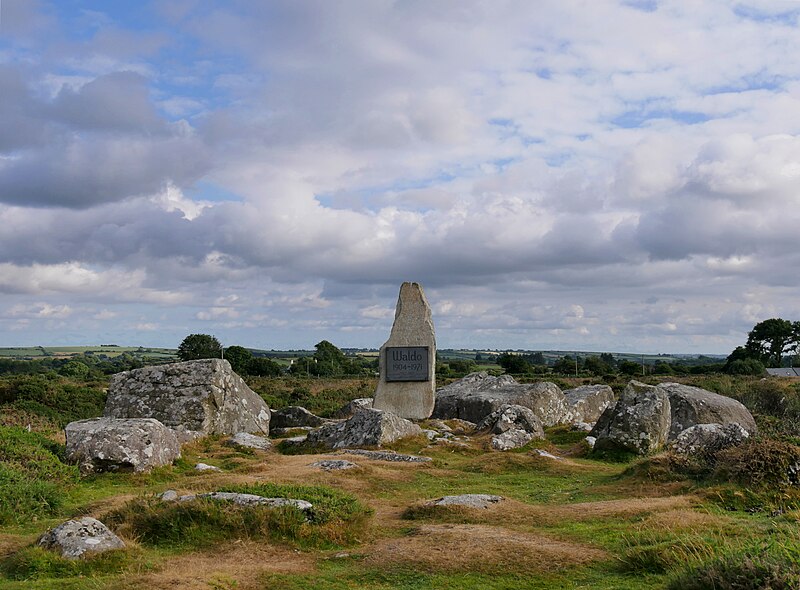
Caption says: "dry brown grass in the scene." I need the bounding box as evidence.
[366,523,608,574]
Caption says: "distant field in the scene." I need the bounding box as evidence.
[0,346,177,360]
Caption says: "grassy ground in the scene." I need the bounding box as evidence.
[1,423,798,590]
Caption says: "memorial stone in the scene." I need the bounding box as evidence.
[372,282,436,419]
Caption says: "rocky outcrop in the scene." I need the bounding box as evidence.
[226,432,272,450]
[105,359,270,438]
[270,406,329,431]
[38,517,125,559]
[657,382,757,439]
[306,408,423,449]
[333,398,374,418]
[433,372,568,426]
[477,404,545,451]
[563,385,615,424]
[671,423,750,457]
[65,417,180,476]
[592,381,671,455]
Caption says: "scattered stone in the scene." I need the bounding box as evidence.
[433,372,568,426]
[65,417,180,476]
[337,449,432,463]
[194,492,313,511]
[491,429,535,451]
[226,432,272,451]
[270,406,329,431]
[158,490,178,501]
[671,423,750,457]
[333,398,374,419]
[194,462,221,472]
[310,459,359,471]
[563,385,616,424]
[422,429,438,441]
[572,422,594,432]
[428,494,503,508]
[38,517,125,560]
[477,404,545,437]
[424,419,452,432]
[591,381,671,455]
[657,382,757,440]
[307,408,422,449]
[585,436,597,448]
[105,359,271,437]
[373,282,437,420]
[534,449,561,460]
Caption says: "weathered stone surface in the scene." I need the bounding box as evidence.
[65,417,180,476]
[337,449,432,462]
[226,432,272,450]
[671,423,750,457]
[592,381,671,455]
[433,372,568,426]
[179,492,313,512]
[428,494,503,508]
[38,517,125,560]
[656,382,757,440]
[491,428,535,451]
[373,283,436,420]
[105,359,270,437]
[563,385,616,424]
[159,490,178,501]
[310,459,358,471]
[333,398,373,419]
[307,408,422,449]
[270,406,328,431]
[194,462,221,471]
[477,404,546,437]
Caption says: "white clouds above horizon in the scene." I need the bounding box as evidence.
[1,0,800,353]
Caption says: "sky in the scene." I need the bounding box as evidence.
[1,0,800,354]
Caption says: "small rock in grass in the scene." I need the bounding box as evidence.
[428,494,503,509]
[337,449,432,463]
[226,432,272,450]
[195,462,221,472]
[534,449,561,460]
[38,517,125,560]
[310,459,358,471]
[158,490,178,501]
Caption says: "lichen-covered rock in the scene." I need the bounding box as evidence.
[38,517,125,560]
[65,417,180,476]
[476,404,545,437]
[490,428,535,451]
[563,385,616,424]
[671,423,750,457]
[337,449,432,462]
[592,381,671,455]
[178,492,313,512]
[104,359,270,437]
[226,432,272,450]
[333,398,373,419]
[310,459,358,471]
[656,382,757,440]
[433,372,568,426]
[270,406,329,431]
[307,408,422,449]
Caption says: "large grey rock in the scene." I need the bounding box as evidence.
[307,408,422,449]
[433,372,568,426]
[270,406,328,431]
[656,382,757,440]
[105,359,270,437]
[373,282,436,420]
[333,398,373,418]
[428,494,503,508]
[490,428,535,451]
[38,517,125,560]
[671,423,750,457]
[65,417,180,476]
[563,385,616,424]
[592,381,671,455]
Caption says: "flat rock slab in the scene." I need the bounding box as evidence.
[337,449,432,463]
[38,517,125,560]
[307,408,422,449]
[226,432,272,450]
[194,462,221,471]
[179,492,313,512]
[428,494,503,509]
[310,459,359,471]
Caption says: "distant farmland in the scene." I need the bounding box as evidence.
[0,346,177,361]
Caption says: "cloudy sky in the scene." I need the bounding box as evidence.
[1,0,800,354]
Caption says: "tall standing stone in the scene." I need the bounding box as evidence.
[372,282,436,420]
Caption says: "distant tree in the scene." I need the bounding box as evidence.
[553,355,581,375]
[247,357,283,377]
[224,345,253,374]
[652,361,675,375]
[619,360,641,376]
[497,352,531,374]
[599,353,616,368]
[448,359,477,376]
[522,352,546,365]
[59,360,90,379]
[745,318,798,367]
[725,358,765,376]
[177,334,222,361]
[584,355,610,376]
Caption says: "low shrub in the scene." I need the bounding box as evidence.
[713,438,800,487]
[619,529,716,574]
[667,539,800,590]
[0,375,106,427]
[0,546,135,581]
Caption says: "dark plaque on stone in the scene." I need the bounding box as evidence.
[385,346,430,382]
